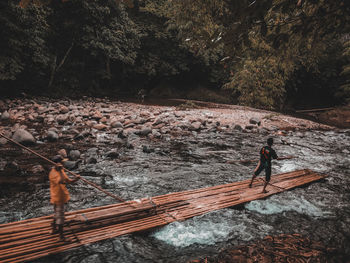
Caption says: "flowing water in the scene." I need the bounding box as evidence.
[1,129,349,262]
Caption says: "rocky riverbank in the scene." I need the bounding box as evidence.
[0,97,334,190]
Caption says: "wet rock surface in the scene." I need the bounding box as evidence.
[190,234,344,263]
[0,97,349,263]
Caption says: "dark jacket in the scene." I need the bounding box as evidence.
[260,146,278,165]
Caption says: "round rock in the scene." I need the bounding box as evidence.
[12,129,36,145]
[47,131,59,142]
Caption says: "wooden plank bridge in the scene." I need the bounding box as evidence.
[0,169,327,263]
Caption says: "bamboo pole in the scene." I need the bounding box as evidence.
[226,155,296,164]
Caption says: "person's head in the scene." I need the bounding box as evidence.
[267,137,273,146]
[52,155,65,170]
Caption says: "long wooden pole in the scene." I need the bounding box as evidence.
[226,155,296,164]
[0,132,125,202]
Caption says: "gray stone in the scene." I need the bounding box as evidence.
[59,105,69,114]
[234,124,243,131]
[4,161,20,173]
[249,117,261,126]
[63,160,78,170]
[245,125,255,130]
[86,157,97,164]
[111,121,123,128]
[69,150,81,161]
[1,111,10,120]
[12,129,36,145]
[86,148,98,154]
[126,141,134,149]
[30,165,45,174]
[113,138,125,146]
[58,149,68,158]
[47,131,59,142]
[189,121,201,131]
[48,127,59,133]
[142,145,154,153]
[138,127,152,136]
[106,150,119,158]
[56,114,68,124]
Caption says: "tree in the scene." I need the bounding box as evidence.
[45,0,140,91]
[0,1,50,85]
[336,38,350,103]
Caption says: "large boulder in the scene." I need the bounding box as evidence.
[12,129,36,145]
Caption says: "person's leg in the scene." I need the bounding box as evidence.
[261,166,271,193]
[56,203,65,240]
[51,204,58,234]
[250,161,263,187]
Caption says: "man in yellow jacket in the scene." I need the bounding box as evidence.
[50,156,80,240]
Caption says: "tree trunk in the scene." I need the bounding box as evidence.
[48,42,74,88]
[48,55,57,89]
[106,56,111,78]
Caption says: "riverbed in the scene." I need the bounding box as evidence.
[0,98,349,262]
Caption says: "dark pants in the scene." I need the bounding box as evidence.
[254,161,271,182]
[53,203,65,225]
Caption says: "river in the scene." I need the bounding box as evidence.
[1,123,349,262]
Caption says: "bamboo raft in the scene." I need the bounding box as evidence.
[0,169,327,263]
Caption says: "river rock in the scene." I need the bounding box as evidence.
[126,141,134,149]
[111,121,123,128]
[4,161,20,173]
[56,114,68,125]
[59,105,69,114]
[152,130,162,138]
[69,150,81,160]
[30,165,45,174]
[234,124,243,131]
[106,150,119,158]
[58,149,68,158]
[142,145,154,153]
[1,111,10,120]
[46,131,59,142]
[91,111,103,120]
[249,117,261,126]
[0,137,7,145]
[245,125,255,130]
[86,157,97,164]
[63,160,78,170]
[138,127,152,136]
[189,121,202,131]
[73,130,90,140]
[93,123,107,130]
[48,127,59,133]
[12,129,36,145]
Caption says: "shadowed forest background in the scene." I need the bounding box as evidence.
[1,0,349,110]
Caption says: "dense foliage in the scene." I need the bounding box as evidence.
[0,0,349,108]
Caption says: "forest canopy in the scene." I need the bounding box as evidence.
[1,0,350,109]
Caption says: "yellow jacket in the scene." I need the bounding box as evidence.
[49,168,72,204]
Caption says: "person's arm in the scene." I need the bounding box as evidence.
[60,170,80,184]
[272,149,278,160]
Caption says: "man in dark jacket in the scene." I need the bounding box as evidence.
[249,138,278,193]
